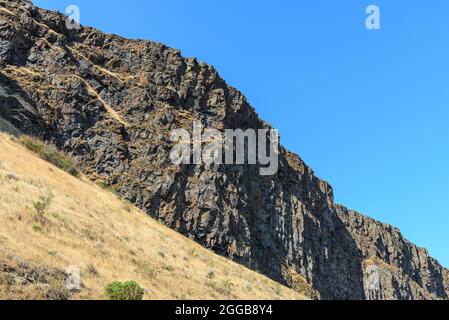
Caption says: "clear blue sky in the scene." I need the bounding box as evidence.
[34,0,449,267]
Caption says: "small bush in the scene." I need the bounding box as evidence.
[19,136,79,177]
[105,281,145,300]
[32,192,53,221]
[32,224,43,232]
[33,199,50,216]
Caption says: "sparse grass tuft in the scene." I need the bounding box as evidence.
[81,228,95,241]
[6,173,19,181]
[206,279,235,297]
[33,192,53,216]
[32,224,43,232]
[220,279,234,296]
[281,266,312,296]
[122,201,133,212]
[162,264,175,272]
[32,191,53,226]
[87,264,99,277]
[189,248,198,258]
[141,263,158,278]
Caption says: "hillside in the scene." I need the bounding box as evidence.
[0,132,306,300]
[1,0,448,299]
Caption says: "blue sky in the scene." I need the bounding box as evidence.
[33,0,449,267]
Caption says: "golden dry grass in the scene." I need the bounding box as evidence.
[71,75,130,127]
[68,46,135,83]
[0,7,13,16]
[0,133,307,300]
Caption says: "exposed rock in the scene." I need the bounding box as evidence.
[1,0,447,299]
[0,257,71,300]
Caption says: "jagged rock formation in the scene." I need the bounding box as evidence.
[1,0,448,299]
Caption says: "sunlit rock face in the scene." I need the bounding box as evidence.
[1,0,447,300]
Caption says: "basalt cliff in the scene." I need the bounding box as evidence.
[1,0,448,300]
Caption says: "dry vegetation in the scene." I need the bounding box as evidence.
[18,135,79,177]
[0,132,307,300]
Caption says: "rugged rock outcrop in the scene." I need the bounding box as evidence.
[1,0,447,299]
[0,257,71,300]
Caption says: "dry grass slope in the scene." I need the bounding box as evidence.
[0,132,307,300]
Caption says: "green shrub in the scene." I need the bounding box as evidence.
[32,224,43,232]
[105,281,145,300]
[33,192,53,216]
[33,201,48,215]
[19,136,79,177]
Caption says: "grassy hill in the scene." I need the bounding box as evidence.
[0,130,307,300]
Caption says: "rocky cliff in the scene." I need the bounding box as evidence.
[1,0,448,299]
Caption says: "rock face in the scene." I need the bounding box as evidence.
[0,257,71,300]
[1,0,448,299]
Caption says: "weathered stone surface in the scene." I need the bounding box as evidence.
[1,0,447,299]
[0,256,71,300]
